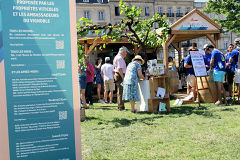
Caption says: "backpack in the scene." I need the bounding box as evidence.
[178,59,186,74]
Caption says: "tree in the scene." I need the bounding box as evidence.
[76,0,169,59]
[203,0,240,34]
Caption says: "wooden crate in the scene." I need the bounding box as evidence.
[149,76,166,99]
[148,98,170,112]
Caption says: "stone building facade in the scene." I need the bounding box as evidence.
[76,0,238,53]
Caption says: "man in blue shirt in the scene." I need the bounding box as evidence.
[203,44,214,71]
[210,49,226,105]
[230,38,240,97]
[184,47,197,96]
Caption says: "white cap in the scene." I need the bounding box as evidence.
[105,57,110,62]
[203,44,208,49]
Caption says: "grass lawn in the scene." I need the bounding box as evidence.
[80,101,240,160]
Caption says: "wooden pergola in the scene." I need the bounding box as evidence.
[78,37,142,56]
[162,8,222,74]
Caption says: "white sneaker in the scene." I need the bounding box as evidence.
[98,99,105,103]
[173,99,180,105]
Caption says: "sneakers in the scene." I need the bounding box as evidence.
[98,99,105,103]
[173,99,183,106]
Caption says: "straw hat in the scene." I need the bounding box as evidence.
[132,55,144,65]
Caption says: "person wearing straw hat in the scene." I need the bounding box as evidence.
[122,55,145,113]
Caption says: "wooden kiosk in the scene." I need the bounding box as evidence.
[161,9,222,105]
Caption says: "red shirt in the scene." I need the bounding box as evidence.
[86,62,94,83]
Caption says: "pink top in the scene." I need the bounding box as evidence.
[86,62,94,83]
[113,54,126,74]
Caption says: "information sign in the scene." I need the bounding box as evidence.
[0,0,81,160]
[190,51,207,77]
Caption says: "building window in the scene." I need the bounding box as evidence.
[224,41,228,49]
[167,7,174,17]
[158,7,162,14]
[145,7,150,16]
[176,7,182,17]
[84,11,90,19]
[99,11,104,20]
[83,0,89,2]
[115,7,120,16]
[97,0,103,3]
[185,7,190,14]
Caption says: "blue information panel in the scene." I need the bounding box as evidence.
[1,0,76,159]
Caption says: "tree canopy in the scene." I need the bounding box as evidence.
[77,0,169,59]
[203,0,240,34]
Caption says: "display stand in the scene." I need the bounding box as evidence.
[184,76,214,106]
[148,76,170,112]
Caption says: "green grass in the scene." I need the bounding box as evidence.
[81,101,240,160]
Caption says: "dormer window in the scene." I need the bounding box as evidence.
[83,0,89,2]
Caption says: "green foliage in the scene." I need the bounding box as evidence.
[76,0,169,57]
[203,0,240,34]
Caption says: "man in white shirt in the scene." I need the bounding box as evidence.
[101,57,115,104]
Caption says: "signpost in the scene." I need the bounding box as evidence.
[190,51,214,106]
[0,0,82,160]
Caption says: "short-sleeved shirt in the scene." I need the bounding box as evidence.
[226,52,236,73]
[211,49,226,71]
[184,55,195,76]
[204,53,212,71]
[101,63,114,80]
[230,48,240,69]
[123,61,141,85]
[79,67,86,77]
[113,54,127,74]
[86,62,95,83]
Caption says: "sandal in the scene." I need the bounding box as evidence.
[131,109,138,113]
[84,106,89,109]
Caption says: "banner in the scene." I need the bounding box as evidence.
[0,0,81,160]
[190,51,207,77]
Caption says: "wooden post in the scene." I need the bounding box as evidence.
[84,42,88,55]
[178,42,182,67]
[163,42,169,75]
[214,33,219,49]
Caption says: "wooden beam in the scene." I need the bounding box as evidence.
[167,34,176,47]
[206,34,216,47]
[171,42,180,52]
[86,42,98,55]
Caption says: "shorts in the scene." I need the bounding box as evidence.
[104,79,115,92]
[186,75,195,87]
[235,69,240,83]
[79,76,86,90]
[213,70,225,82]
[226,71,234,84]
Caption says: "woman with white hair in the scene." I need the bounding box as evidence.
[122,55,145,113]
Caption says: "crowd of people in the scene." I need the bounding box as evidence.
[79,37,240,111]
[183,38,240,105]
[78,46,145,113]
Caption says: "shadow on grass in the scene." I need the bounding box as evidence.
[112,116,164,128]
[170,105,221,119]
[92,105,117,111]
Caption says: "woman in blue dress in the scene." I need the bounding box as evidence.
[122,55,145,113]
[79,63,88,109]
[95,57,104,103]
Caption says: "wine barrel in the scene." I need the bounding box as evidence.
[169,71,179,94]
[197,73,217,103]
